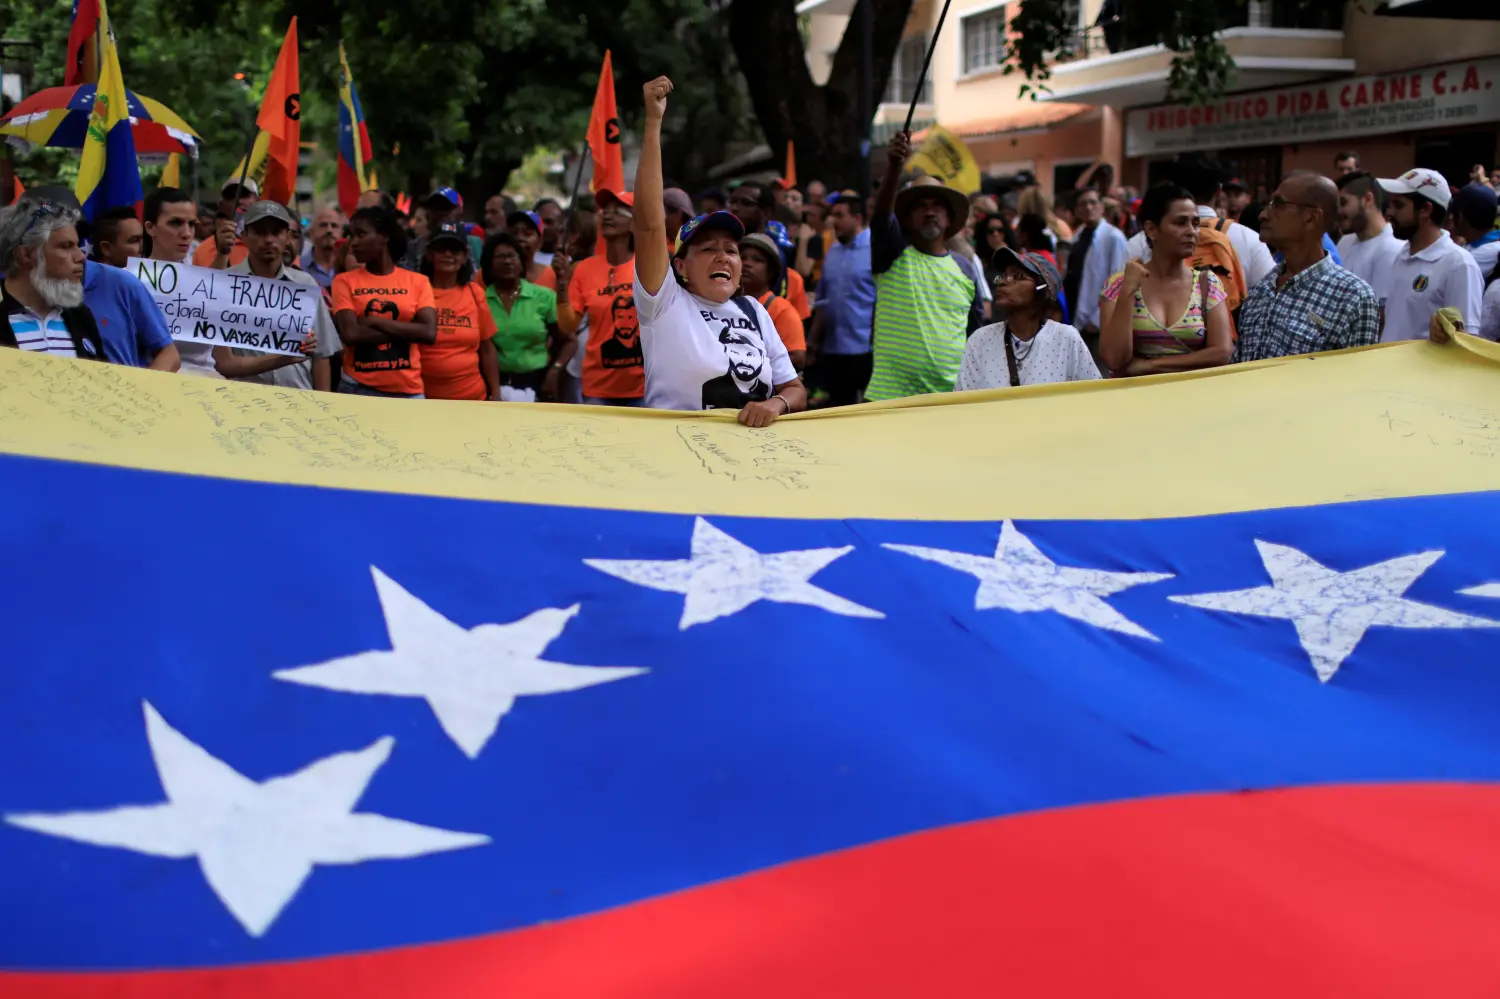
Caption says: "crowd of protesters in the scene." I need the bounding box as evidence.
[3,80,1498,428]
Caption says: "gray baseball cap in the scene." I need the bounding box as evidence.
[242,200,295,229]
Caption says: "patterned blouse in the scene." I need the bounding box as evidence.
[1101,268,1227,358]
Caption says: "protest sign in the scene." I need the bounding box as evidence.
[127,257,314,357]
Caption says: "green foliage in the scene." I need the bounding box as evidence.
[0,0,756,203]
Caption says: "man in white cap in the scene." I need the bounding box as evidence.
[193,178,258,269]
[1378,168,1483,341]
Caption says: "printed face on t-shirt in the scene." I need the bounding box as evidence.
[610,294,639,347]
[599,289,643,371]
[721,330,762,383]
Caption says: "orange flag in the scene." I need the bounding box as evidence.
[585,51,623,196]
[256,17,301,205]
[784,141,797,188]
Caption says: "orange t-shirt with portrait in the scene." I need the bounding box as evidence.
[569,255,641,399]
[331,265,435,396]
[192,238,249,268]
[423,282,497,401]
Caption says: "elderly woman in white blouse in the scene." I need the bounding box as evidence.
[955,247,1101,391]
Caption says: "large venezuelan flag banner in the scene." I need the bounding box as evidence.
[3,338,1500,995]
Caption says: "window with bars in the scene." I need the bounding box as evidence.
[882,35,932,105]
[962,8,1007,75]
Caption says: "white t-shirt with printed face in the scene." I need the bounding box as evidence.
[635,275,797,412]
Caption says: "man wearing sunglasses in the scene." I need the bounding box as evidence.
[1233,172,1379,363]
[0,194,104,360]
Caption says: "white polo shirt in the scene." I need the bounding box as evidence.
[1380,230,1484,342]
[1480,278,1500,342]
[1126,206,1276,288]
[1337,226,1403,303]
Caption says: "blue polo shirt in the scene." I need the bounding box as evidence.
[82,261,173,367]
[816,228,876,356]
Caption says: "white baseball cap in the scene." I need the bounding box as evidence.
[1377,168,1452,208]
[221,177,260,198]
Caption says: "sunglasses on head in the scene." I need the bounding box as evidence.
[23,204,64,236]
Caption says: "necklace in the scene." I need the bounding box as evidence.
[1007,329,1037,362]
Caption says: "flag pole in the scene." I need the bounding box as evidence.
[229,71,256,231]
[903,0,955,134]
[560,139,590,260]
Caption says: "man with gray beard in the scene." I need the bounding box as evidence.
[0,193,103,359]
[865,131,987,400]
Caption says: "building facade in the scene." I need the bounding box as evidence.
[800,0,1500,195]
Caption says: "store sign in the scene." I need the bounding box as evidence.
[1125,59,1500,157]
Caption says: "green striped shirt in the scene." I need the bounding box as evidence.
[867,242,977,401]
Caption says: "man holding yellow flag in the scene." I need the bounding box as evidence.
[865,131,986,402]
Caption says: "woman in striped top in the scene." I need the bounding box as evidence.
[1099,183,1232,378]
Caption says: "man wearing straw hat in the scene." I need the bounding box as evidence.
[865,131,986,401]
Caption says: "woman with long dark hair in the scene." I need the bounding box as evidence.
[977,213,1015,290]
[1016,213,1058,265]
[1099,183,1232,377]
[419,221,496,401]
[330,205,437,398]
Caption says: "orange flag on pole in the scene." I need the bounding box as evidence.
[256,17,301,205]
[784,141,797,188]
[585,51,623,197]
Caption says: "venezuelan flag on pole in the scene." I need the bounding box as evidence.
[5,337,1500,995]
[64,0,100,87]
[72,0,141,222]
[337,41,374,217]
[256,18,300,206]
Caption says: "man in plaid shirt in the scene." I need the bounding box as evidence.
[1233,172,1381,363]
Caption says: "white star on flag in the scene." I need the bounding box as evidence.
[5,703,488,938]
[1170,541,1500,682]
[1459,583,1500,599]
[883,520,1173,639]
[585,516,883,629]
[274,567,646,758]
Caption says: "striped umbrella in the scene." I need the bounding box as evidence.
[1,83,199,159]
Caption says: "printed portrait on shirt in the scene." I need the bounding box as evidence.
[600,291,643,369]
[353,297,412,370]
[701,325,770,410]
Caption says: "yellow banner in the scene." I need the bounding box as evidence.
[0,339,1499,522]
[909,125,981,196]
